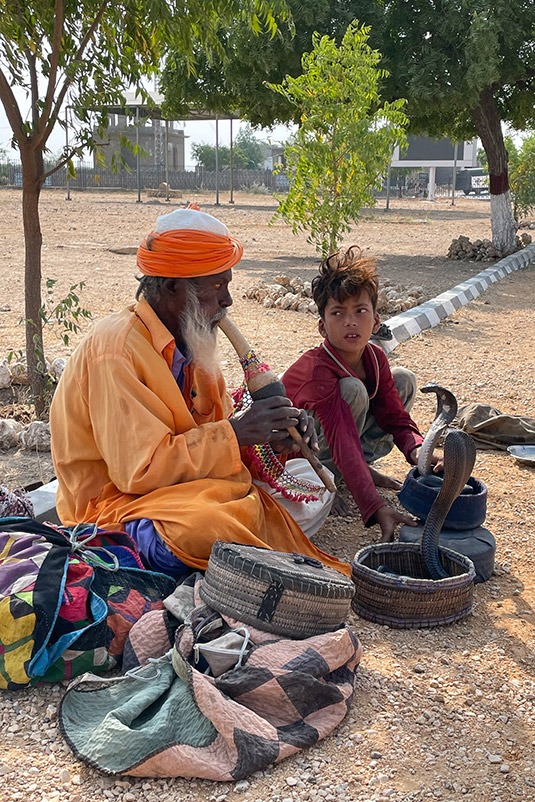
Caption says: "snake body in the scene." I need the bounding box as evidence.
[417,384,458,476]
[420,429,476,579]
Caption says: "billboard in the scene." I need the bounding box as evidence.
[391,137,478,168]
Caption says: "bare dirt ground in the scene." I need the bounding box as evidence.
[0,189,534,802]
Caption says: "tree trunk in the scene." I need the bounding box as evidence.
[471,89,516,253]
[20,145,47,418]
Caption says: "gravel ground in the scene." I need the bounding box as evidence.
[1,191,534,802]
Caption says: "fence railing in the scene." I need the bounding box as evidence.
[0,160,284,193]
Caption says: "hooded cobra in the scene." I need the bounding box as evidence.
[417,384,458,476]
[417,384,476,579]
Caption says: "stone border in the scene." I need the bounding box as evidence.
[378,243,535,354]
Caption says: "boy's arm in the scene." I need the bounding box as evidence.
[371,352,424,460]
[312,386,387,526]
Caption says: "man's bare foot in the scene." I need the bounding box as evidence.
[330,492,355,517]
[369,466,402,490]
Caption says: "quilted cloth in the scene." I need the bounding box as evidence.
[59,597,362,780]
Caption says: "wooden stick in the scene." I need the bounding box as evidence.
[219,315,337,493]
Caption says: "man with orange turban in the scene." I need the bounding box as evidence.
[50,208,349,578]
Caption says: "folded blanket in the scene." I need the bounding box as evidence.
[454,403,535,450]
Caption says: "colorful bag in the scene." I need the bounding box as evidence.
[0,517,176,690]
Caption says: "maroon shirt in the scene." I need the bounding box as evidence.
[284,340,424,525]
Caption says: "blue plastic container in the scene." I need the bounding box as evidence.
[398,467,487,530]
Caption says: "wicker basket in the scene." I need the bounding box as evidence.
[200,541,355,639]
[351,542,475,629]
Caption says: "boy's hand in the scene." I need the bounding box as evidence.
[409,447,444,473]
[374,504,417,542]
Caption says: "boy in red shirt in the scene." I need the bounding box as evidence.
[284,247,439,541]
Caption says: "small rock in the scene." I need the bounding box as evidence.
[20,420,51,451]
[0,418,23,448]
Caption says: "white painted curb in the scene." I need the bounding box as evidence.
[377,243,535,354]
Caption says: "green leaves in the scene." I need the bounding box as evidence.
[268,21,408,255]
[41,278,92,346]
[161,1,356,127]
[509,132,535,220]
[191,125,265,169]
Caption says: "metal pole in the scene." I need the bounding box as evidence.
[165,119,170,202]
[65,106,71,201]
[229,117,235,204]
[215,115,220,205]
[136,107,141,203]
[385,165,391,210]
[428,166,436,200]
[451,142,459,206]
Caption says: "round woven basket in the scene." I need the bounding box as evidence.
[351,542,475,629]
[200,541,355,639]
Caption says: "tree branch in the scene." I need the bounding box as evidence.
[39,0,65,137]
[26,47,40,133]
[43,145,84,180]
[36,0,111,150]
[0,66,25,143]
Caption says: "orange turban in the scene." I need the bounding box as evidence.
[137,229,244,278]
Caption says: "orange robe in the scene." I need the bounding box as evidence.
[50,299,350,576]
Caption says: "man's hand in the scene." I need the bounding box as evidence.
[373,504,417,543]
[229,396,315,453]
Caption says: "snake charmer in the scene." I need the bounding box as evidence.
[50,207,348,577]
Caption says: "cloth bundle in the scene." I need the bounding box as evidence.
[0,485,34,517]
[59,574,362,781]
[454,403,535,450]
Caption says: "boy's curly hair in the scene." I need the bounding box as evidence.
[312,246,379,318]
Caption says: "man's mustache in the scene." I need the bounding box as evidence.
[211,308,227,327]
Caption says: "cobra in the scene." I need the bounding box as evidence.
[417,383,458,476]
[416,384,477,579]
[420,428,477,579]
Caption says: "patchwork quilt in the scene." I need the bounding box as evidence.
[59,580,362,781]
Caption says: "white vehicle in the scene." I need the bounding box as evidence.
[457,168,489,195]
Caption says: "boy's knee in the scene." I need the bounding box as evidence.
[392,367,417,410]
[339,377,369,415]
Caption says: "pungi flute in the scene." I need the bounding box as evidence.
[218,315,337,493]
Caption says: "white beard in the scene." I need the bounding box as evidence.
[179,290,225,379]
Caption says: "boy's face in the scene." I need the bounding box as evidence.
[319,290,380,362]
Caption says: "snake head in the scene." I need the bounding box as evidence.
[420,384,458,419]
[420,382,449,396]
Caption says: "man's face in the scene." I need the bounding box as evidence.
[156,269,233,344]
[190,269,233,327]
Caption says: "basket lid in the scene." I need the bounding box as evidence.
[208,541,353,593]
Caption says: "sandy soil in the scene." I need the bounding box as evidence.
[0,189,534,802]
